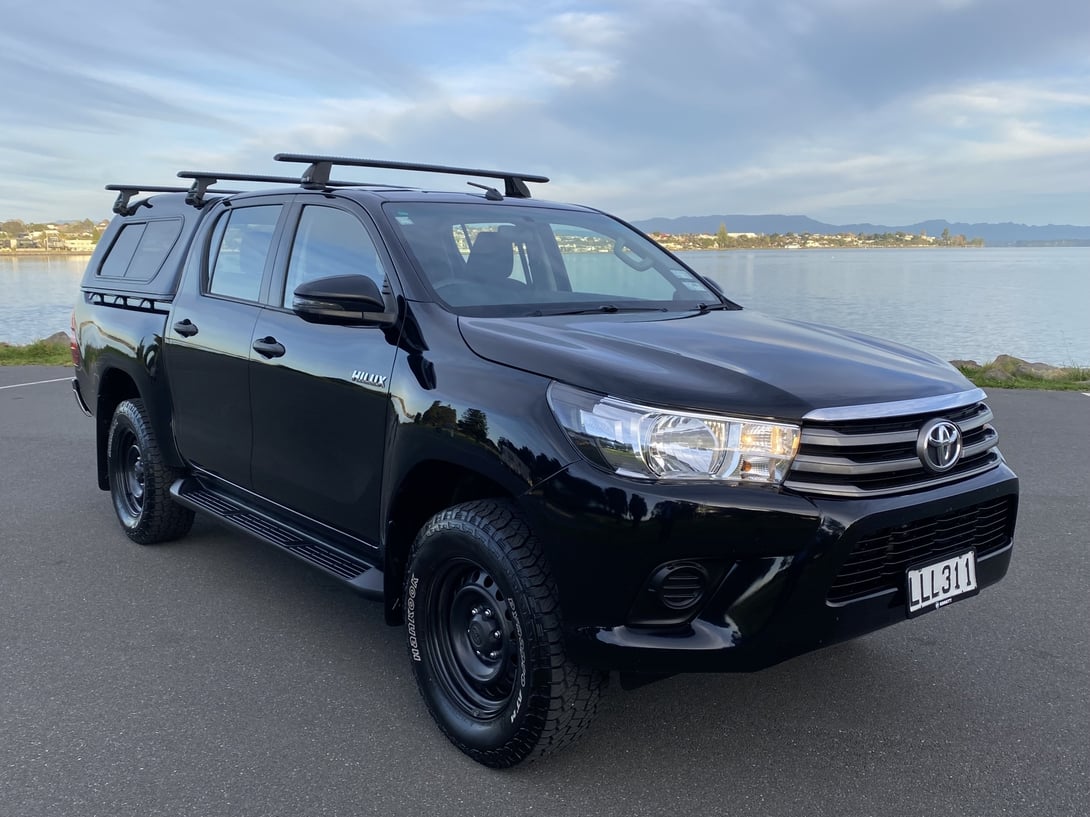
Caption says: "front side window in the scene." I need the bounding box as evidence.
[282,206,384,307]
[207,205,282,302]
[387,202,720,315]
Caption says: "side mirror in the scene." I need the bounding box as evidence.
[292,275,391,325]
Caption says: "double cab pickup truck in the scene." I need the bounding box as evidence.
[72,154,1018,767]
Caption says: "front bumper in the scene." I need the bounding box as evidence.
[522,459,1019,675]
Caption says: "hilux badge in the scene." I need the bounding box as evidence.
[351,370,387,388]
[917,418,962,472]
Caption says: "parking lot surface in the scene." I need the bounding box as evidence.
[1,367,1087,816]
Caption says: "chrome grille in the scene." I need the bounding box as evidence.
[827,496,1015,603]
[785,392,1002,497]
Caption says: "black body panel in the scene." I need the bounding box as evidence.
[249,309,398,542]
[165,293,261,486]
[459,310,969,419]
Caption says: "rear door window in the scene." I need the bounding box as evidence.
[207,205,282,302]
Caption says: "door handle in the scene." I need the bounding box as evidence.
[252,336,286,358]
[172,319,199,337]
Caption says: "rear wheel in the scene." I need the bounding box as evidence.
[107,398,194,544]
[405,499,605,768]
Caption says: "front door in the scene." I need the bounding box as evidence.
[248,202,399,543]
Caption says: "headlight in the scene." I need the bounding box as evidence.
[547,382,800,484]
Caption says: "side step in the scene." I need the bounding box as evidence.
[170,478,384,599]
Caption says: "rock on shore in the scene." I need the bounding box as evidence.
[0,332,69,349]
[952,355,1086,383]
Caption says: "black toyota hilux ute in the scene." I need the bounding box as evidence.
[72,154,1019,767]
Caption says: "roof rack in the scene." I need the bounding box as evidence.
[106,154,549,216]
[273,153,549,199]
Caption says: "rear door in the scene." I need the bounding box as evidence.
[248,199,399,543]
[166,198,289,487]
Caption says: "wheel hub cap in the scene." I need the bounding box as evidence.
[447,580,512,688]
[466,608,503,656]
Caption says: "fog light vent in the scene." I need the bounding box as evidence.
[651,563,709,611]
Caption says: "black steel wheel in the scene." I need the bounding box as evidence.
[405,499,605,768]
[425,557,520,718]
[107,399,194,545]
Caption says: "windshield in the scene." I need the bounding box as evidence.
[385,201,723,315]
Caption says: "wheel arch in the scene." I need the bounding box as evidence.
[382,459,517,625]
[95,367,141,490]
[94,364,182,490]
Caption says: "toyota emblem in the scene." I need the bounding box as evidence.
[917,418,962,472]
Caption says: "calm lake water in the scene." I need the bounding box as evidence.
[682,247,1089,366]
[1,247,1087,364]
[0,255,90,345]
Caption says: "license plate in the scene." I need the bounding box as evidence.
[906,549,978,616]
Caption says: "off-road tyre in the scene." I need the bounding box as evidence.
[107,398,194,545]
[404,499,605,768]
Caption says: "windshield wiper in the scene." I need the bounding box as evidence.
[692,302,734,312]
[529,304,669,316]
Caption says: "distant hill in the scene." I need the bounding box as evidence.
[630,215,1090,246]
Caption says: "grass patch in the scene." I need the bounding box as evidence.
[0,339,72,366]
[953,355,1090,391]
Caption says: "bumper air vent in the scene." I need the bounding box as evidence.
[651,562,709,611]
[827,496,1015,604]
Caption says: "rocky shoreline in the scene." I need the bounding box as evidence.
[949,354,1089,385]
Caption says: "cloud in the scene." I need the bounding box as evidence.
[1,0,1088,224]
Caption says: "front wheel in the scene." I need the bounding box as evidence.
[405,500,605,768]
[106,398,194,545]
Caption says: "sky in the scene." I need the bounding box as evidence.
[2,0,1088,227]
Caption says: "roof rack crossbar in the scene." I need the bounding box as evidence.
[177,170,396,191]
[105,183,242,215]
[272,154,549,199]
[178,171,303,185]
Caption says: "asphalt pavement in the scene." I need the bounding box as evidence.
[1,366,1087,817]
